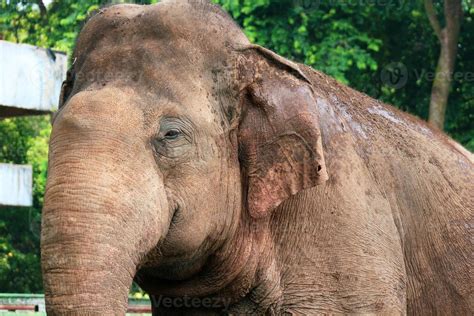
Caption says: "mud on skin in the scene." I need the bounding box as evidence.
[41,1,473,315]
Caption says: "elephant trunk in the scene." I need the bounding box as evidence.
[41,181,139,315]
[41,236,134,314]
[41,95,170,315]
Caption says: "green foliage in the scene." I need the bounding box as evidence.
[0,206,43,293]
[0,0,472,294]
[0,116,50,293]
[218,0,382,84]
[0,0,100,53]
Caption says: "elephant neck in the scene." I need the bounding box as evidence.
[215,217,284,313]
[148,216,283,314]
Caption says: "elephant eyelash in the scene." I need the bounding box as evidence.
[152,117,195,161]
[158,117,194,142]
[163,129,182,140]
[152,128,192,160]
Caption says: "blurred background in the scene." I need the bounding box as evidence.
[0,0,472,305]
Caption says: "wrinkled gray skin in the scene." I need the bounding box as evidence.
[41,1,473,315]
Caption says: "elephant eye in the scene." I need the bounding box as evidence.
[153,118,192,159]
[164,129,181,140]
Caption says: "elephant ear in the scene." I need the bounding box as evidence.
[236,45,328,219]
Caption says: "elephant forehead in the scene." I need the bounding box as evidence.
[74,1,248,68]
[72,43,217,120]
[74,38,207,96]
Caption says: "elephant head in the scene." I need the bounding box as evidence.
[41,1,327,314]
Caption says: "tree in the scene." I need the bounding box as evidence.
[425,0,463,129]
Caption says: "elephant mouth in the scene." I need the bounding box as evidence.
[135,247,211,288]
[168,205,181,230]
[133,251,215,297]
[135,204,210,281]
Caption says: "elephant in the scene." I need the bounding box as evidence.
[41,1,473,315]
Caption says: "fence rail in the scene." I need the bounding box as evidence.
[0,293,151,314]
